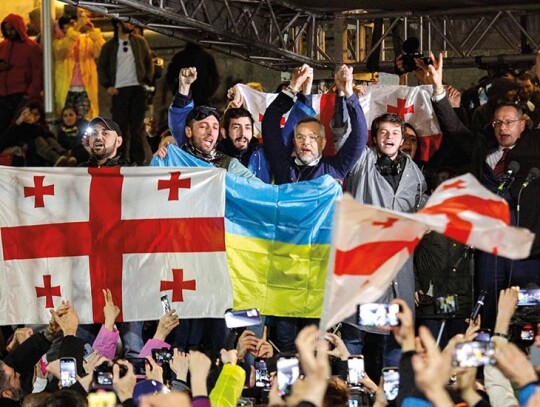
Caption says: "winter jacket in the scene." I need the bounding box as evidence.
[0,14,43,98]
[97,34,153,89]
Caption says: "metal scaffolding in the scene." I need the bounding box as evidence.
[59,0,540,73]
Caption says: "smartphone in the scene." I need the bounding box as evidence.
[160,295,171,315]
[358,303,400,327]
[476,329,491,343]
[94,370,113,389]
[83,343,94,362]
[517,289,540,306]
[277,355,300,397]
[435,294,458,314]
[224,308,262,329]
[151,348,172,363]
[347,356,365,386]
[382,367,399,401]
[127,357,148,377]
[254,358,271,388]
[452,341,496,367]
[60,357,77,388]
[521,324,535,346]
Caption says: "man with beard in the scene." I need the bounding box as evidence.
[78,117,144,358]
[80,117,127,166]
[217,107,271,183]
[261,64,367,185]
[164,67,259,180]
[97,19,153,165]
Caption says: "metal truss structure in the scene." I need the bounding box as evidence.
[60,0,540,73]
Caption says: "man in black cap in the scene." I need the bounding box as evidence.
[78,116,144,358]
[80,116,128,167]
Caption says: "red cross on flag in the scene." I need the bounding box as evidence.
[320,174,534,330]
[0,166,232,325]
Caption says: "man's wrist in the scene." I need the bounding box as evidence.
[432,85,445,96]
[493,332,509,339]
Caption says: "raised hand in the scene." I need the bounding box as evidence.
[178,67,197,95]
[289,64,312,94]
[102,288,120,331]
[334,64,354,98]
[154,309,180,341]
[170,349,189,382]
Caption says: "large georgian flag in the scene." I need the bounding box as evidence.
[237,83,442,161]
[152,146,342,318]
[321,174,535,330]
[0,166,233,324]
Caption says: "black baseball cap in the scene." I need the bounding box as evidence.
[88,117,123,136]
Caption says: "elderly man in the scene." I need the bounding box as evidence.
[260,64,368,352]
[262,64,367,185]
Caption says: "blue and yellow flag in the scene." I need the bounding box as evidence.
[151,146,342,317]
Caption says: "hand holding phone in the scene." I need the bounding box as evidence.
[161,295,171,315]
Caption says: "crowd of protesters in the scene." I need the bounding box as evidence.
[1,6,540,407]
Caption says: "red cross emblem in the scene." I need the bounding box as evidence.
[24,176,54,208]
[1,168,225,322]
[35,274,61,308]
[441,179,466,191]
[157,171,191,201]
[372,217,398,229]
[387,98,415,120]
[160,268,197,302]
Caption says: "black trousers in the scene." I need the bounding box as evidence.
[111,85,151,165]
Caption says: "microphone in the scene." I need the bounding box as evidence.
[521,167,540,189]
[497,161,520,192]
[470,290,487,322]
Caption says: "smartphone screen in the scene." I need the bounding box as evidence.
[224,308,262,329]
[255,358,271,388]
[151,349,172,363]
[521,325,535,345]
[160,295,171,315]
[435,294,458,314]
[382,368,399,401]
[60,357,77,387]
[452,341,495,367]
[358,303,400,327]
[347,356,365,385]
[517,289,540,306]
[277,356,300,397]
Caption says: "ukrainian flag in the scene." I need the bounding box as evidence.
[151,146,341,318]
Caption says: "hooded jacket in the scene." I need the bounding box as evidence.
[0,14,43,98]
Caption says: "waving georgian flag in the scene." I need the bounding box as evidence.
[321,174,534,330]
[0,166,232,324]
[237,83,442,161]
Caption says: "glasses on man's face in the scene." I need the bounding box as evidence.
[294,134,321,142]
[491,119,521,128]
[123,41,128,53]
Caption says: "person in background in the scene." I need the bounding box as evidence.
[0,14,43,134]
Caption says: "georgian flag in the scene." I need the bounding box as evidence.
[0,166,233,324]
[320,174,535,330]
[237,83,442,160]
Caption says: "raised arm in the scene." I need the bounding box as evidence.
[168,67,197,146]
[329,65,368,177]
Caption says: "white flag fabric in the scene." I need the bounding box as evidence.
[0,166,233,324]
[321,174,534,330]
[237,83,442,160]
